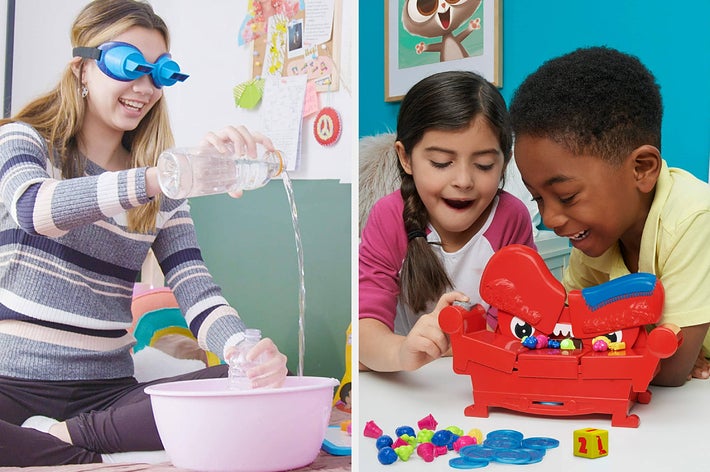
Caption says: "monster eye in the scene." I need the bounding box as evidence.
[415,0,438,17]
[604,331,623,343]
[510,317,535,340]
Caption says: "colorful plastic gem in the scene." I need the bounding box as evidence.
[416,429,434,444]
[445,426,465,436]
[400,434,416,447]
[363,420,382,438]
[431,429,454,447]
[560,338,575,350]
[609,341,626,351]
[394,444,415,461]
[395,425,415,438]
[377,446,398,465]
[547,339,561,349]
[391,437,408,449]
[593,339,609,352]
[417,413,438,431]
[535,334,549,348]
[417,443,435,462]
[375,435,393,450]
[467,429,483,444]
[453,435,477,451]
[434,445,448,457]
[522,336,538,348]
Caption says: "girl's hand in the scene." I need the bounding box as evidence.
[199,125,276,198]
[398,291,469,370]
[230,337,288,388]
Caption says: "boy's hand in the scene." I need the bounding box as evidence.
[397,291,468,371]
[690,348,710,380]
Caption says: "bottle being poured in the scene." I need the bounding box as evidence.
[157,145,284,199]
[227,329,265,390]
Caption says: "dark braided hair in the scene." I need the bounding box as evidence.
[509,46,662,166]
[396,70,512,313]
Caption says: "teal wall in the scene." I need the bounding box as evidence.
[189,179,351,380]
[360,0,710,180]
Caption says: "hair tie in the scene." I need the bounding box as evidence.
[407,230,427,241]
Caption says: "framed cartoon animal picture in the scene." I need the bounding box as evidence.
[385,0,502,101]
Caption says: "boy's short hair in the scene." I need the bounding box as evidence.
[509,46,662,166]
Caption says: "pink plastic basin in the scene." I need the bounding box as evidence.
[145,376,339,472]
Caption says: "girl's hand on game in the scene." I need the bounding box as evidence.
[242,337,289,388]
[398,291,469,370]
[199,125,276,198]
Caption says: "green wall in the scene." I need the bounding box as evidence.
[188,179,351,380]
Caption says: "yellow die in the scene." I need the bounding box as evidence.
[573,428,609,459]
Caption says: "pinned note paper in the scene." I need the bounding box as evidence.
[261,75,308,171]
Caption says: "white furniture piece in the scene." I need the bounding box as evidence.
[357,357,710,470]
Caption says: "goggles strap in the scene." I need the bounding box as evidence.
[72,47,102,60]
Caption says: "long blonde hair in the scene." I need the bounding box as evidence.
[1,0,175,233]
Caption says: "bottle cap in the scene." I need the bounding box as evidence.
[267,150,285,177]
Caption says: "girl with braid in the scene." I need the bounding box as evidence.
[359,71,536,372]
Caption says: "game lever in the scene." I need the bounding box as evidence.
[439,244,683,428]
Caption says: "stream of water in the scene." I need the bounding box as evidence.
[281,171,305,377]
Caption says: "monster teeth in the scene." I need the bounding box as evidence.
[553,323,574,337]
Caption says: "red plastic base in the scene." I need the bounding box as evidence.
[439,245,682,428]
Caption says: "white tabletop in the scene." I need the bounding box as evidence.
[357,357,710,470]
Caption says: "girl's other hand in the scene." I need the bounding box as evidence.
[199,125,276,198]
[242,337,289,388]
[398,291,469,370]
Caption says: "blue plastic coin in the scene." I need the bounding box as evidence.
[486,429,524,442]
[483,437,521,449]
[449,457,490,469]
[519,448,546,463]
[459,445,497,459]
[492,448,533,464]
[521,437,560,450]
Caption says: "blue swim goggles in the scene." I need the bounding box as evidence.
[73,41,189,88]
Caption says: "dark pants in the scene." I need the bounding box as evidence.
[0,364,228,466]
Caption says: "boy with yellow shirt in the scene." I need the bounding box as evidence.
[509,46,710,386]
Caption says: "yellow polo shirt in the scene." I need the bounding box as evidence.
[563,161,710,343]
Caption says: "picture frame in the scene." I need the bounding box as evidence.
[385,0,502,102]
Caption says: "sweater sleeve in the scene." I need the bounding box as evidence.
[0,122,152,237]
[151,199,246,359]
[358,192,408,331]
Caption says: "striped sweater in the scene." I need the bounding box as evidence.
[0,122,246,380]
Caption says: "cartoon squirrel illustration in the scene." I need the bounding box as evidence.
[402,0,482,62]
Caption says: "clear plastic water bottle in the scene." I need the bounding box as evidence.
[157,146,284,199]
[227,328,263,390]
